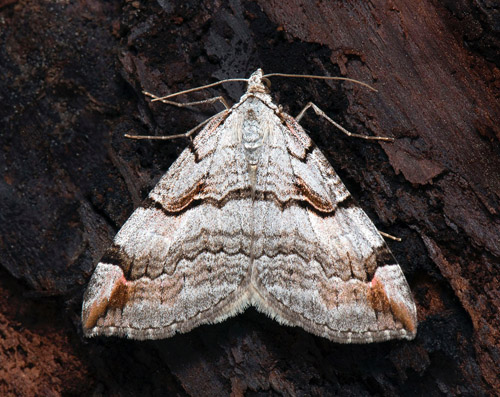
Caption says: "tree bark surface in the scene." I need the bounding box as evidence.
[1,0,498,395]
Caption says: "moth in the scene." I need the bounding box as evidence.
[82,69,417,343]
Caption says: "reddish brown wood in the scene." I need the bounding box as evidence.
[1,0,498,395]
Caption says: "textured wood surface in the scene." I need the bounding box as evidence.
[1,0,498,395]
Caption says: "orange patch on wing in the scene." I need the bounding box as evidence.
[368,277,416,333]
[83,300,108,331]
[108,276,132,309]
[367,277,391,312]
[83,276,132,330]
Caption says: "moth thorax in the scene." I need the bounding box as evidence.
[242,107,266,165]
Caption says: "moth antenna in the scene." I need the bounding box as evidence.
[148,78,249,102]
[262,73,377,92]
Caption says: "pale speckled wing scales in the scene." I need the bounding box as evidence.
[82,68,417,342]
[250,112,417,343]
[82,112,257,340]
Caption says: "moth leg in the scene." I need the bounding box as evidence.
[125,112,225,141]
[295,102,399,240]
[295,102,394,142]
[144,91,230,110]
[125,92,230,141]
[379,230,401,242]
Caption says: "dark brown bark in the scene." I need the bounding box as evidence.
[1,0,498,395]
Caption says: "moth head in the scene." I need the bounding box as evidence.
[247,69,270,94]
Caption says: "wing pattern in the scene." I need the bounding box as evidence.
[82,70,417,342]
